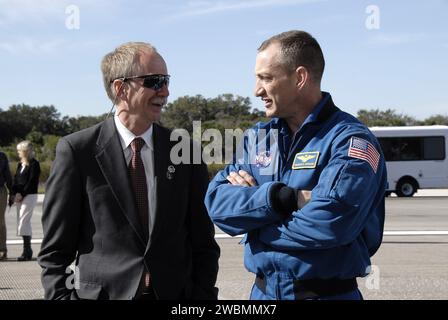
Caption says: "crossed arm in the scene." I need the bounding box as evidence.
[226,170,312,209]
[206,133,383,252]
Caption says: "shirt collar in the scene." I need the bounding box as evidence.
[114,114,154,151]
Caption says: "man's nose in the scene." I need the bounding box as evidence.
[254,82,265,97]
[157,83,169,97]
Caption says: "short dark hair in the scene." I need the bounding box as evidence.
[258,30,325,82]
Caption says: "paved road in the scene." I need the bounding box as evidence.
[1,194,447,299]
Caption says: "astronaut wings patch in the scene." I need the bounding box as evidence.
[348,137,380,173]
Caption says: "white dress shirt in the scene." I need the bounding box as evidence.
[114,114,156,241]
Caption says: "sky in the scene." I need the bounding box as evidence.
[0,0,447,120]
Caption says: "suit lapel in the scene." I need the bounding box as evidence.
[148,123,171,250]
[94,118,146,246]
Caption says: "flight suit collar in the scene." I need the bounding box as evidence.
[275,92,338,162]
[274,91,334,135]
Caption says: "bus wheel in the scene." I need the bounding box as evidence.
[396,179,417,197]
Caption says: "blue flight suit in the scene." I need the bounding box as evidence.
[205,92,387,300]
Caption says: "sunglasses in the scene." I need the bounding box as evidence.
[112,74,170,91]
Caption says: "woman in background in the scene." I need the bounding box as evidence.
[12,141,40,261]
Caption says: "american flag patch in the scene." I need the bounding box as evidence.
[348,137,380,173]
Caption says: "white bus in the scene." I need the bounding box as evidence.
[370,125,448,197]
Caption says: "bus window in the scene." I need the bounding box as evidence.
[378,136,445,161]
[423,136,445,160]
[382,138,404,160]
[378,138,398,161]
[399,138,421,160]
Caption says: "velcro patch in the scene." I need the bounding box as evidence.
[292,151,320,170]
[348,137,380,173]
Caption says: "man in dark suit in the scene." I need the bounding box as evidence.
[38,42,220,300]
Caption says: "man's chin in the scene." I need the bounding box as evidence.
[149,115,161,123]
[265,109,277,118]
[147,109,161,120]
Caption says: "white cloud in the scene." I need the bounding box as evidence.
[367,33,427,46]
[0,0,118,26]
[187,1,214,7]
[0,37,106,55]
[0,38,67,54]
[166,0,324,20]
[0,0,65,25]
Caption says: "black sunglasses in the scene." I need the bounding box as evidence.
[112,74,170,91]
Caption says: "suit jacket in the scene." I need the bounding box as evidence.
[38,119,220,300]
[12,158,40,196]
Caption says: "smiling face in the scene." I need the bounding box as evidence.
[116,49,169,134]
[130,50,169,122]
[254,43,299,120]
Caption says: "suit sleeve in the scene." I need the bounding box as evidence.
[188,161,221,300]
[37,138,82,300]
[258,132,387,251]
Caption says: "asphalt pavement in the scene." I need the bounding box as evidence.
[1,191,448,300]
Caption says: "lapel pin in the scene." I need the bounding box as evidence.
[166,165,175,180]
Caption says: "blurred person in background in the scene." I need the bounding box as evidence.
[12,140,41,261]
[0,150,13,260]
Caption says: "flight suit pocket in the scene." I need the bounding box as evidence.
[313,160,346,199]
[76,281,103,300]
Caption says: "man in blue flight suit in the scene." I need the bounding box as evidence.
[205,30,387,300]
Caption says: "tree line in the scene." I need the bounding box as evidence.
[1,95,447,183]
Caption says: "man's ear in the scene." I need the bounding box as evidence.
[295,66,308,89]
[113,79,127,99]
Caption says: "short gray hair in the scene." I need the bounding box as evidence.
[258,30,325,82]
[101,42,157,101]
